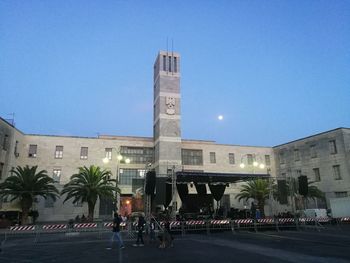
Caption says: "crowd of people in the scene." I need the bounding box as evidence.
[107,212,174,250]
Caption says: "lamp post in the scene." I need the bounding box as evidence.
[239,154,266,171]
[239,154,273,217]
[144,162,153,222]
[171,165,177,220]
[102,147,130,212]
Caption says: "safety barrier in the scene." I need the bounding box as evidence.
[3,216,347,239]
[42,224,67,230]
[10,226,36,231]
[340,217,350,223]
[184,220,206,233]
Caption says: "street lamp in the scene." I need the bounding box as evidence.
[240,154,265,173]
[102,147,131,212]
[240,154,273,217]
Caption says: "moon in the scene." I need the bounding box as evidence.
[218,115,224,120]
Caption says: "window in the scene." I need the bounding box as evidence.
[55,146,63,159]
[119,168,145,185]
[45,196,55,208]
[313,168,321,182]
[229,153,235,164]
[174,57,177,72]
[209,152,216,164]
[2,135,8,151]
[333,165,341,180]
[14,140,19,157]
[105,148,112,160]
[310,145,317,158]
[80,147,88,160]
[329,140,337,154]
[163,55,166,71]
[279,152,285,164]
[168,56,172,72]
[120,147,154,164]
[28,144,37,158]
[265,155,271,165]
[294,149,300,161]
[53,169,61,183]
[0,163,4,180]
[182,149,203,166]
[335,192,348,198]
[247,154,253,165]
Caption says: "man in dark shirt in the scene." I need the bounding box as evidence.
[107,213,124,249]
[134,215,145,246]
[164,219,173,248]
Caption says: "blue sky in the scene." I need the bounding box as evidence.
[1,1,349,146]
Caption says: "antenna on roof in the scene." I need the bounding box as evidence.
[171,39,174,75]
[166,37,169,55]
[171,38,174,54]
[7,113,15,126]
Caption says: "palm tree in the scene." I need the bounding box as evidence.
[236,179,270,217]
[61,165,118,221]
[0,165,59,225]
[273,178,325,209]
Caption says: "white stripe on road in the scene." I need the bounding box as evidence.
[191,237,349,263]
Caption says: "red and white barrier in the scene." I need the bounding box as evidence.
[317,217,330,223]
[211,220,230,225]
[104,222,127,228]
[186,220,205,225]
[10,225,35,231]
[170,221,181,227]
[74,223,97,228]
[257,218,274,224]
[234,219,253,224]
[299,218,315,222]
[159,221,181,227]
[299,217,330,223]
[278,218,295,223]
[42,224,67,230]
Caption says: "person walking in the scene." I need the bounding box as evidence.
[160,218,173,248]
[134,215,145,246]
[149,218,156,244]
[107,212,125,250]
[164,219,173,248]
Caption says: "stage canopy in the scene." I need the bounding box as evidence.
[175,171,270,184]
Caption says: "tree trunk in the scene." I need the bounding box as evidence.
[88,202,95,222]
[257,200,265,218]
[21,198,32,225]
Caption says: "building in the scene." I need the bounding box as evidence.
[0,51,349,222]
[273,128,350,209]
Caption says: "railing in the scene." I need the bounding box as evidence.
[1,216,348,246]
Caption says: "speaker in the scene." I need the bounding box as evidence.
[145,170,156,195]
[298,175,308,196]
[154,177,172,208]
[277,180,288,204]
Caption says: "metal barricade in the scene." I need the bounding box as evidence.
[277,218,298,230]
[233,219,254,231]
[184,220,206,233]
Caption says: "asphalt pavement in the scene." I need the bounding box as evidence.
[1,226,350,263]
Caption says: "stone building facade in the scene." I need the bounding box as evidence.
[0,51,349,221]
[273,128,350,208]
